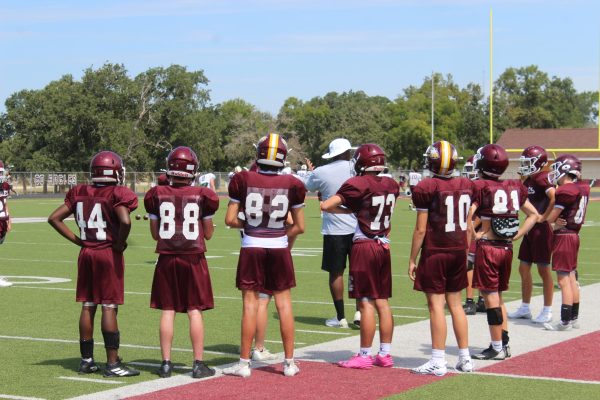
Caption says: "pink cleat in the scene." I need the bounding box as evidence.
[373,354,394,368]
[337,354,373,369]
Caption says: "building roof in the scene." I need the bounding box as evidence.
[496,128,600,159]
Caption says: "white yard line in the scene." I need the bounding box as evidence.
[57,377,123,385]
[296,329,350,336]
[392,315,426,319]
[128,362,192,371]
[0,335,235,356]
[0,395,46,400]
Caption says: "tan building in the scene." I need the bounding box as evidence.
[495,128,600,181]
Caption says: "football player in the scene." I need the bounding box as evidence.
[543,155,589,331]
[321,144,399,369]
[469,144,539,361]
[223,133,306,378]
[0,160,13,287]
[409,141,475,376]
[509,146,555,324]
[198,171,216,192]
[462,156,485,315]
[144,146,219,379]
[48,151,140,377]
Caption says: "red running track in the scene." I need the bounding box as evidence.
[128,361,447,400]
[481,331,600,382]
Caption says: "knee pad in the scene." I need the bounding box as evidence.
[486,307,503,326]
[102,330,120,350]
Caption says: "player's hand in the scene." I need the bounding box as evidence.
[537,214,546,223]
[556,218,567,227]
[305,158,314,171]
[408,261,417,281]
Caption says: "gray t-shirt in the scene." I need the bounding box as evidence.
[301,160,357,235]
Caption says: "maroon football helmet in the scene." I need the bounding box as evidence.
[462,155,478,180]
[166,146,198,179]
[90,151,125,184]
[256,133,288,167]
[353,143,386,175]
[474,144,508,178]
[548,154,582,185]
[157,173,170,186]
[518,145,548,176]
[424,140,458,177]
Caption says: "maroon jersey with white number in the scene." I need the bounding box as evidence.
[554,182,590,233]
[228,170,306,239]
[336,175,400,239]
[412,177,475,251]
[524,171,554,214]
[144,184,219,254]
[473,179,528,220]
[65,184,138,249]
[0,181,9,221]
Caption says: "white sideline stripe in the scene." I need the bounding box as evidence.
[129,362,192,371]
[0,335,236,356]
[296,329,350,336]
[472,371,600,385]
[392,315,426,319]
[57,376,123,385]
[11,286,429,310]
[265,339,306,345]
[0,395,46,400]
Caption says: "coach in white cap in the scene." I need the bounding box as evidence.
[301,138,360,328]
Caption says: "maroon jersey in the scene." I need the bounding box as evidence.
[336,175,400,239]
[65,184,138,249]
[473,179,528,220]
[228,170,306,238]
[145,184,219,254]
[524,171,554,214]
[0,181,9,221]
[412,177,475,251]
[554,182,590,233]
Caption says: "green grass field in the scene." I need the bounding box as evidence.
[1,196,599,399]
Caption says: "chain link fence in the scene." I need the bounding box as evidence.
[7,171,232,195]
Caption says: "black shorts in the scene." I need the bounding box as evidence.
[321,234,353,273]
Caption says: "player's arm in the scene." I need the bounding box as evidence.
[202,217,215,240]
[512,200,539,241]
[545,207,566,231]
[149,218,160,241]
[113,205,132,253]
[6,204,11,232]
[210,178,216,192]
[321,194,352,214]
[408,210,428,281]
[225,201,244,228]
[48,204,83,247]
[539,187,556,223]
[286,207,305,249]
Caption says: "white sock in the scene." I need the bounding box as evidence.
[359,347,371,357]
[521,303,530,310]
[379,343,391,357]
[240,358,250,365]
[458,348,470,358]
[284,358,294,365]
[543,306,552,313]
[82,357,93,363]
[491,341,503,352]
[431,349,445,365]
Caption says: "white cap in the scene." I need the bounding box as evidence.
[300,164,307,170]
[322,138,356,159]
[234,165,242,173]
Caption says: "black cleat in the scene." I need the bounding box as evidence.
[78,359,99,374]
[472,344,510,360]
[192,360,215,379]
[463,301,477,315]
[104,359,140,377]
[157,360,173,378]
[476,297,486,313]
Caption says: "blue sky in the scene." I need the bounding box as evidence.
[0,0,598,115]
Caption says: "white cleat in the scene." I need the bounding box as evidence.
[0,277,12,288]
[455,357,474,373]
[508,307,532,320]
[411,360,448,377]
[532,311,552,324]
[251,348,277,361]
[283,360,300,377]
[543,321,572,331]
[353,311,361,326]
[222,362,251,378]
[571,319,580,329]
[325,317,349,328]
